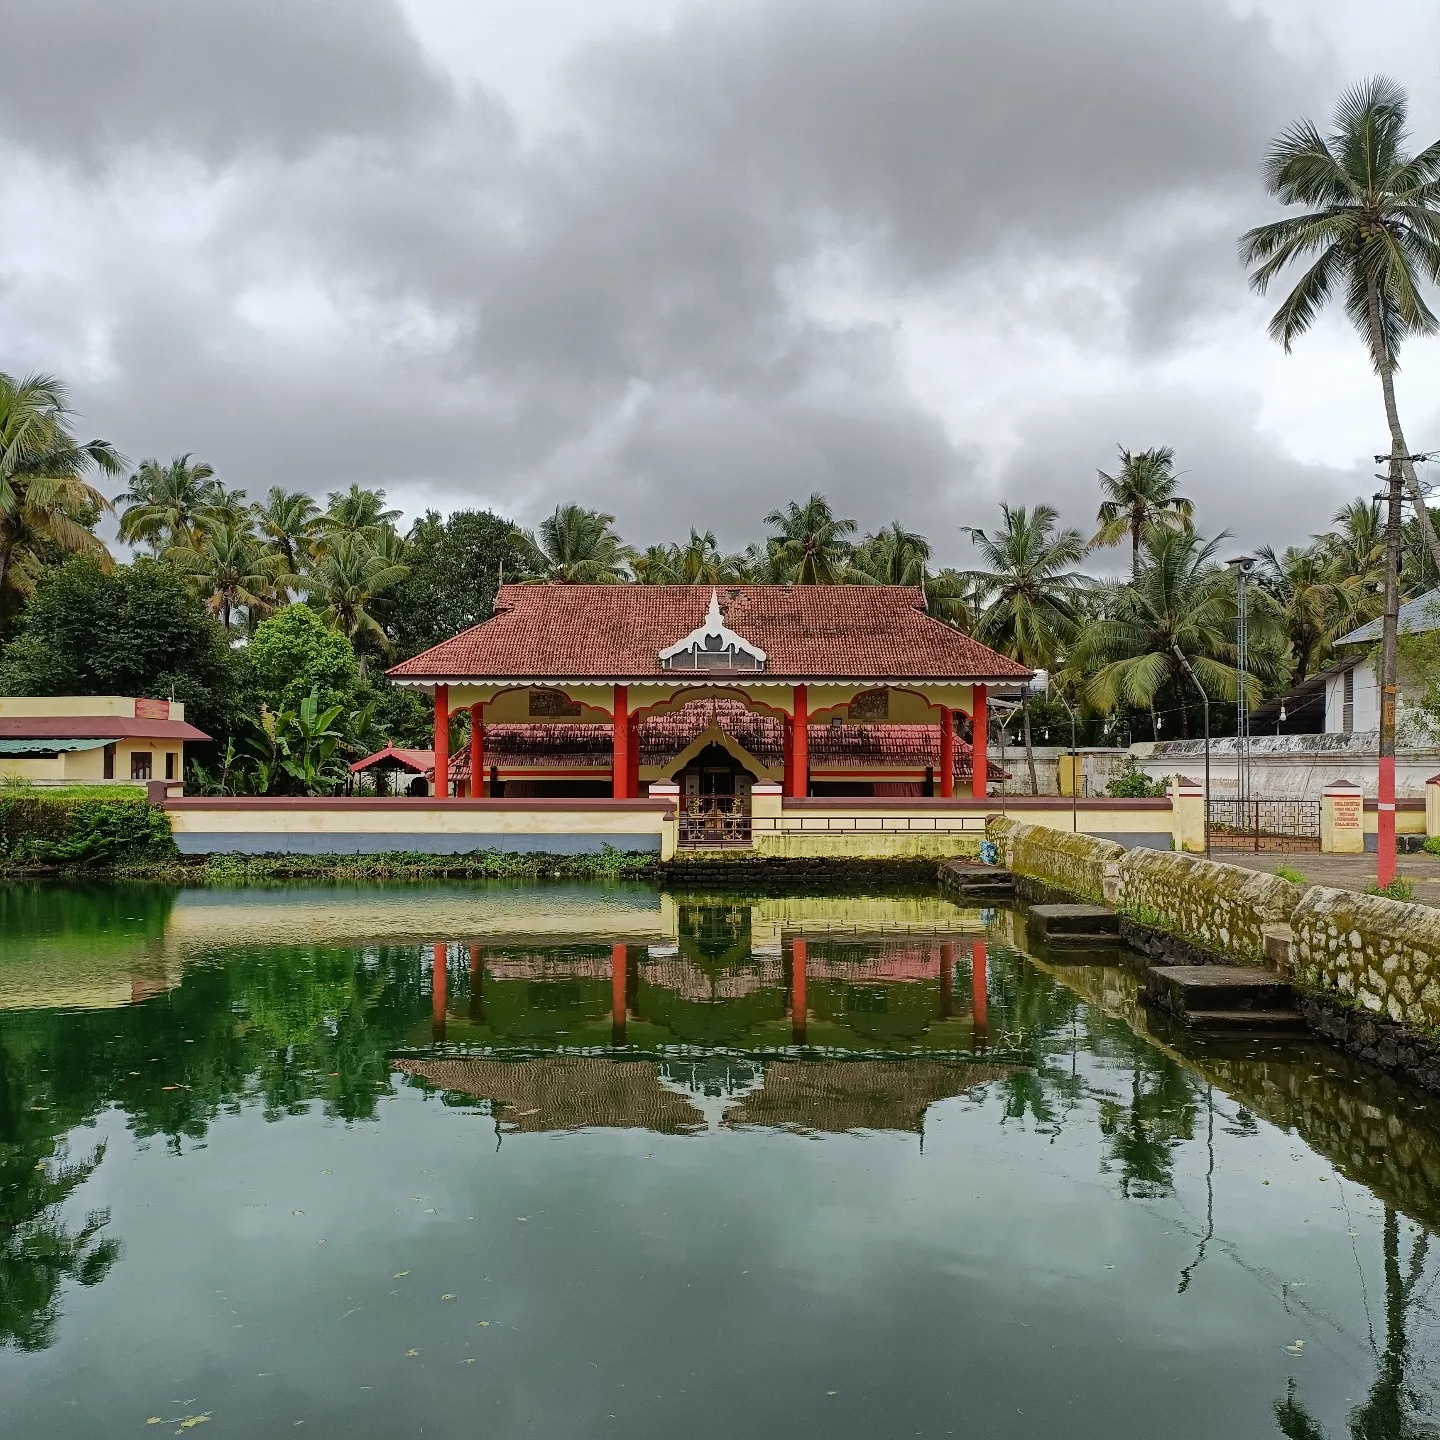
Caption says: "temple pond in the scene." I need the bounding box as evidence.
[2,880,1440,1439]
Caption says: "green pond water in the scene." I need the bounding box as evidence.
[2,882,1440,1440]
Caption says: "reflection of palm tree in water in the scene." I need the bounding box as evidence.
[1275,1207,1437,1440]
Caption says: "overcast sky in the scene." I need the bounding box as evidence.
[4,0,1440,568]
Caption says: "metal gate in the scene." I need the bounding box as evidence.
[1206,798,1320,853]
[678,797,752,848]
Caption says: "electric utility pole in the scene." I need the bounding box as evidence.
[1373,448,1438,888]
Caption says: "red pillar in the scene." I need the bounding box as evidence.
[432,942,448,1040]
[1378,757,1397,888]
[468,944,485,1024]
[433,684,450,799]
[970,939,988,1050]
[791,936,808,1045]
[790,684,809,799]
[612,684,629,799]
[469,703,484,799]
[970,684,988,800]
[939,707,955,799]
[611,942,627,1046]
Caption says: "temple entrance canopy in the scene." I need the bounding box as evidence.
[386,584,1030,803]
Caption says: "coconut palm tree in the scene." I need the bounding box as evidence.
[1255,542,1367,682]
[166,519,287,631]
[963,504,1088,791]
[633,530,743,584]
[764,493,858,584]
[0,372,122,615]
[117,454,219,554]
[1240,76,1440,575]
[307,534,409,662]
[1073,531,1284,733]
[316,484,401,551]
[851,522,932,586]
[521,504,634,583]
[1091,446,1194,578]
[924,567,980,631]
[255,487,321,591]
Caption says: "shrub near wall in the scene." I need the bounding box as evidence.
[1290,886,1440,1030]
[0,793,176,867]
[1115,850,1302,964]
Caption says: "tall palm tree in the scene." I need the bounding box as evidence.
[924,567,980,632]
[851,522,932,586]
[1241,76,1440,575]
[0,373,122,615]
[521,504,634,583]
[255,487,321,592]
[1091,446,1194,578]
[1073,531,1284,734]
[1255,542,1366,682]
[764,493,858,583]
[166,519,286,631]
[117,454,219,554]
[307,534,409,662]
[963,504,1088,791]
[316,484,401,551]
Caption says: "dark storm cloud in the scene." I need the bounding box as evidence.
[0,0,452,166]
[0,0,1347,552]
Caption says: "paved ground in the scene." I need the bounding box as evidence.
[1221,848,1440,903]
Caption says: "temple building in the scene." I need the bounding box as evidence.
[381,584,1029,823]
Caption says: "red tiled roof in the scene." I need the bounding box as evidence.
[349,745,439,775]
[388,584,1029,683]
[0,717,210,742]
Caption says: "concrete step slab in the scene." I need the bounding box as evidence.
[1026,904,1119,940]
[1184,1008,1309,1035]
[1146,965,1294,1016]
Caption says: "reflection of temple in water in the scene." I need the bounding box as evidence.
[399,892,1011,1135]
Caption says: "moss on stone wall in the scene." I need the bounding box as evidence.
[989,819,1122,903]
[1291,885,1440,1031]
[1115,850,1301,964]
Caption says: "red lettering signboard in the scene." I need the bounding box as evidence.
[134,698,171,720]
[1331,794,1363,828]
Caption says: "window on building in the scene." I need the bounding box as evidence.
[131,751,153,781]
[1343,668,1355,733]
[103,743,116,780]
[165,751,176,780]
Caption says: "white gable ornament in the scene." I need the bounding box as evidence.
[658,590,767,672]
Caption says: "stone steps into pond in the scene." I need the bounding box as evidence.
[1025,903,1120,948]
[937,862,1016,904]
[1144,965,1303,1033]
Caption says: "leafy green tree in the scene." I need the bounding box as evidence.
[851,521,932,586]
[389,509,522,655]
[764,493,857,583]
[521,504,634,583]
[116,454,219,554]
[1256,542,1367,682]
[963,504,1088,790]
[239,605,360,717]
[1073,531,1285,734]
[306,534,408,664]
[316,484,401,550]
[633,529,744,584]
[1241,76,1440,575]
[0,556,236,737]
[0,372,122,621]
[1091,446,1194,578]
[254,487,320,584]
[165,519,287,631]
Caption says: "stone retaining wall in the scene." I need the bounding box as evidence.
[1289,886,1440,1031]
[989,818,1122,904]
[1116,849,1301,964]
[990,814,1440,1053]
